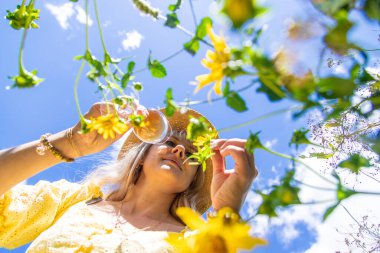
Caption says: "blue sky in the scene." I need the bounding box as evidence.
[1,0,379,252]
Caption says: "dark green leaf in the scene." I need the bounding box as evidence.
[147,53,167,78]
[168,0,182,12]
[246,131,265,154]
[164,13,180,28]
[225,91,248,112]
[323,203,339,221]
[323,11,356,55]
[184,38,200,56]
[196,17,212,38]
[364,0,380,21]
[121,73,131,89]
[289,128,312,148]
[338,154,371,174]
[317,77,356,99]
[311,0,354,17]
[128,61,136,73]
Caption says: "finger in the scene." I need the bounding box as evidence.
[219,138,247,150]
[210,148,225,174]
[219,146,253,178]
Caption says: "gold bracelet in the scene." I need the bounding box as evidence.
[36,133,75,163]
[66,128,81,158]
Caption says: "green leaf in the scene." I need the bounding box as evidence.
[338,154,371,174]
[164,88,178,117]
[104,52,121,64]
[184,38,200,56]
[256,170,301,217]
[311,0,354,17]
[186,116,211,141]
[164,12,180,28]
[128,61,136,73]
[364,0,380,21]
[256,81,284,101]
[289,128,312,148]
[245,131,265,154]
[168,0,182,12]
[221,0,267,29]
[121,73,131,89]
[196,17,212,38]
[322,203,339,221]
[225,91,248,112]
[317,77,356,99]
[323,11,356,55]
[309,152,334,159]
[147,53,167,78]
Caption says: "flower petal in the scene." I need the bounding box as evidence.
[176,207,205,230]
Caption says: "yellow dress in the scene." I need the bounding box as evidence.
[0,180,174,252]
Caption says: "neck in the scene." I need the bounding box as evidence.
[120,174,177,221]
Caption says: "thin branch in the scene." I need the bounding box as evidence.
[294,179,336,191]
[188,0,198,28]
[177,79,258,106]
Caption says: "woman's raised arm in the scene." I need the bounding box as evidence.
[0,101,146,196]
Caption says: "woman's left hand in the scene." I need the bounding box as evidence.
[210,138,258,213]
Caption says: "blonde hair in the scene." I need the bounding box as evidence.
[83,130,205,224]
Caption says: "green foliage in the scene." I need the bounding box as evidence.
[289,128,312,149]
[186,116,212,141]
[147,52,167,78]
[338,154,371,174]
[257,169,301,217]
[316,77,356,99]
[121,61,136,89]
[221,0,267,29]
[168,0,182,12]
[363,0,380,21]
[6,0,40,30]
[323,172,357,221]
[223,81,248,112]
[164,88,178,117]
[165,12,180,28]
[245,131,265,153]
[183,17,212,55]
[8,68,43,89]
[311,0,355,17]
[323,11,357,55]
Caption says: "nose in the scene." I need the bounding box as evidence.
[172,145,186,159]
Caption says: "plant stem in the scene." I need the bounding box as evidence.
[74,60,86,120]
[188,0,198,28]
[217,105,304,133]
[133,48,185,74]
[294,179,336,191]
[85,0,89,50]
[93,0,107,53]
[18,28,28,74]
[263,147,336,185]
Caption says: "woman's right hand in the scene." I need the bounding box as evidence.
[70,100,148,157]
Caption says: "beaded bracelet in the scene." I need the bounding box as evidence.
[36,133,75,163]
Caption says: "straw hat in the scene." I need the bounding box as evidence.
[117,107,219,214]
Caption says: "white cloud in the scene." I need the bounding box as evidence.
[45,3,75,30]
[121,30,144,51]
[264,138,278,149]
[245,145,380,251]
[75,5,93,26]
[45,2,93,29]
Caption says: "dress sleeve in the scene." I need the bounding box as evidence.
[0,179,103,249]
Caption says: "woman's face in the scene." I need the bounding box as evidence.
[141,134,199,193]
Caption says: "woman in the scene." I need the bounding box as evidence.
[0,102,258,252]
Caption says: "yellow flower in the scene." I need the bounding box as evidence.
[165,207,267,253]
[85,114,130,140]
[193,23,231,95]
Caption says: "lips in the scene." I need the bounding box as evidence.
[164,158,182,171]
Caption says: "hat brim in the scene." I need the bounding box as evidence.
[117,108,219,214]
